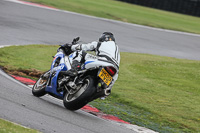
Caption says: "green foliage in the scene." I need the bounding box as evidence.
[0,118,39,133]
[0,45,200,132]
[25,0,200,34]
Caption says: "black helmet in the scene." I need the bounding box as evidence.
[99,32,115,42]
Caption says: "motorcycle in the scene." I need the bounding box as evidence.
[32,37,118,110]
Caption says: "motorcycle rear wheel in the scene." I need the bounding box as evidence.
[63,76,96,110]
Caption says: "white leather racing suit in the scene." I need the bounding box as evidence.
[71,41,120,90]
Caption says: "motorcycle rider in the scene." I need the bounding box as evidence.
[59,32,120,91]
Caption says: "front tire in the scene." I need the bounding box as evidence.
[63,76,96,110]
[32,72,49,97]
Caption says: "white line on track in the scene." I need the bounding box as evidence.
[4,0,200,37]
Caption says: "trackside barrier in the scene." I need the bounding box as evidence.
[117,0,200,17]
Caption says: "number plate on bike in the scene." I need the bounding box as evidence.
[98,68,112,86]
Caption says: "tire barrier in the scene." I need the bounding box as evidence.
[117,0,200,17]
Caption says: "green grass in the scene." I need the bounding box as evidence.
[25,0,200,34]
[0,118,39,133]
[0,45,200,132]
[0,45,57,71]
[91,53,200,132]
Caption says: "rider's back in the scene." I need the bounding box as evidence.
[97,41,120,67]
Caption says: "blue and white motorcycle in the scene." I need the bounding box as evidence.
[32,37,118,110]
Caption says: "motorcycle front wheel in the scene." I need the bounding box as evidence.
[32,71,49,97]
[63,76,96,110]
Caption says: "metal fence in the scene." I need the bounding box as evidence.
[117,0,200,17]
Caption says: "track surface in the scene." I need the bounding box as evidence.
[0,70,137,133]
[0,0,199,133]
[1,0,200,60]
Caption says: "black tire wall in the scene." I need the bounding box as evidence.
[117,0,200,17]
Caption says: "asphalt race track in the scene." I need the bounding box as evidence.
[0,69,139,133]
[1,0,200,60]
[0,0,200,133]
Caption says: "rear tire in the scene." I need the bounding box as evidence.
[63,76,96,110]
[32,71,49,97]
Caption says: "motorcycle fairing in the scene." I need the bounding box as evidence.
[45,52,68,98]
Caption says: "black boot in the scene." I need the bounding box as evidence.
[72,60,82,71]
[62,60,81,77]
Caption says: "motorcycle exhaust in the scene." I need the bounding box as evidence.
[104,88,111,96]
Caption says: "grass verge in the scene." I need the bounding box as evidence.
[25,0,200,34]
[0,45,200,132]
[0,118,39,133]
